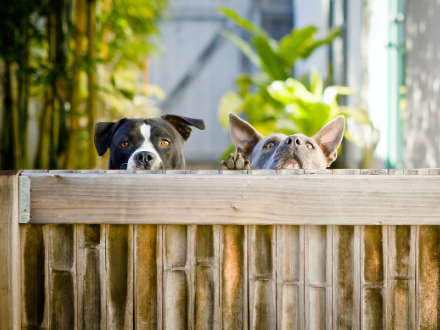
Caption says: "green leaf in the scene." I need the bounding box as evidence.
[310,69,323,98]
[278,26,318,66]
[218,7,268,38]
[218,92,244,128]
[117,88,135,100]
[220,30,261,68]
[253,36,288,81]
[323,85,353,104]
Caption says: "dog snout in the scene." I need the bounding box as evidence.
[285,135,303,147]
[135,151,156,164]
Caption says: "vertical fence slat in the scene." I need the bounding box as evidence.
[220,225,248,330]
[77,224,106,330]
[332,225,361,330]
[361,225,387,330]
[163,225,190,330]
[134,225,162,330]
[192,225,219,329]
[248,225,276,330]
[386,225,416,330]
[416,226,440,329]
[277,225,305,330]
[21,225,48,329]
[305,225,332,329]
[47,224,77,330]
[0,173,20,330]
[106,224,134,330]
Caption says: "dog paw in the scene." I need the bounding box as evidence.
[219,153,251,171]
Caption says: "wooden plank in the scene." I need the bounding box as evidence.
[304,225,332,329]
[20,225,48,329]
[386,225,415,330]
[106,225,134,329]
[77,224,106,329]
[361,225,387,329]
[134,225,162,330]
[332,226,361,330]
[47,224,77,329]
[220,225,247,330]
[162,225,190,329]
[276,225,305,330]
[248,225,276,329]
[191,225,219,329]
[23,173,440,225]
[0,173,21,330]
[416,226,440,329]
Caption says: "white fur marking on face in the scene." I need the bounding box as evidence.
[126,123,163,170]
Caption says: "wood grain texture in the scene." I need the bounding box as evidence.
[276,225,304,330]
[220,225,247,330]
[192,225,219,330]
[23,173,440,225]
[77,224,106,330]
[163,225,190,330]
[361,226,387,330]
[20,225,48,329]
[305,225,332,330]
[106,225,134,330]
[332,226,361,330]
[386,225,415,330]
[416,226,440,329]
[0,173,21,330]
[134,225,161,330]
[48,225,77,330]
[248,225,276,330]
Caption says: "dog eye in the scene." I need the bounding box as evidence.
[265,142,275,149]
[120,141,129,148]
[306,143,313,149]
[161,139,170,147]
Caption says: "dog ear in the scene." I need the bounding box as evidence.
[94,118,127,156]
[229,113,264,159]
[313,115,345,166]
[161,114,206,141]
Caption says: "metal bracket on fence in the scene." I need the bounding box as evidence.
[19,176,30,224]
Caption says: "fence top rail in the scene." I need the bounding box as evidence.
[11,168,440,225]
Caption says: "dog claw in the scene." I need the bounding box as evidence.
[235,153,245,169]
[224,154,236,170]
[219,153,250,171]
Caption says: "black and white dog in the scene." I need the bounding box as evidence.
[94,115,205,170]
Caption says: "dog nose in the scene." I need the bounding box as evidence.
[285,135,303,146]
[135,151,156,164]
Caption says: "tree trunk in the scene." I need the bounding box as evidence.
[64,0,86,169]
[87,0,97,169]
[4,63,21,170]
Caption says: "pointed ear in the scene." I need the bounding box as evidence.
[94,118,127,156]
[313,115,345,166]
[229,113,264,159]
[161,114,206,141]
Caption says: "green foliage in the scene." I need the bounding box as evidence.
[217,8,374,153]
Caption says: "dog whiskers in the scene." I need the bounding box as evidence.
[120,163,128,169]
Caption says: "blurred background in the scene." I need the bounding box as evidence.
[0,0,435,170]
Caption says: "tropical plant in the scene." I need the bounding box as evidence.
[217,8,377,166]
[0,0,167,170]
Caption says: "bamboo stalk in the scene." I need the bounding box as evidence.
[86,0,97,169]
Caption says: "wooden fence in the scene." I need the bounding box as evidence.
[2,169,440,329]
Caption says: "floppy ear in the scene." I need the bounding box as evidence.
[94,118,127,156]
[161,114,206,141]
[313,115,345,166]
[229,113,264,159]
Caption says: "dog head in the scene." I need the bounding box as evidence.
[94,115,205,170]
[229,113,345,169]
